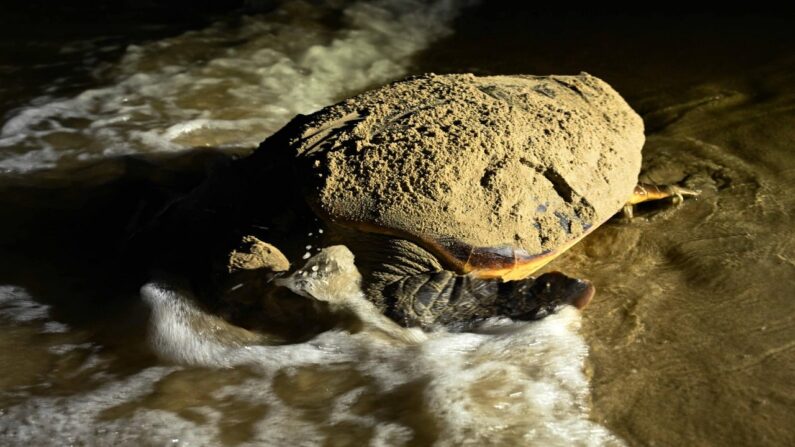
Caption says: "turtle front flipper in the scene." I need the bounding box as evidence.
[622,182,700,219]
[384,270,594,329]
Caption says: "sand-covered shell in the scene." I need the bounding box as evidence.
[282,73,643,277]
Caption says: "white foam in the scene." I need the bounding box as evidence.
[0,0,476,173]
[41,321,71,334]
[278,245,428,344]
[0,285,51,322]
[140,282,350,368]
[0,248,623,446]
[0,284,81,349]
[0,283,77,343]
[0,146,77,174]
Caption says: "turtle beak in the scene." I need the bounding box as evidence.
[571,279,595,309]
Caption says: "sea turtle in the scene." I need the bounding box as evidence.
[150,73,697,329]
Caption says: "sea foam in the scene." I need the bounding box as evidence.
[0,247,624,446]
[0,0,475,173]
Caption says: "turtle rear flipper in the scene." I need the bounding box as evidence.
[622,183,700,219]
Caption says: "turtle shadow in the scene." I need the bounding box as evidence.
[0,147,332,381]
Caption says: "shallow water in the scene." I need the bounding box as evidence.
[0,0,474,172]
[1,3,794,446]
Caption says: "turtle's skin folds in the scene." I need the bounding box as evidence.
[147,73,647,329]
[338,231,594,328]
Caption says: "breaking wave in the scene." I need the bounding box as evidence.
[0,248,623,446]
[0,0,475,173]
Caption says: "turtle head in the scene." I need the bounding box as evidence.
[509,271,595,320]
